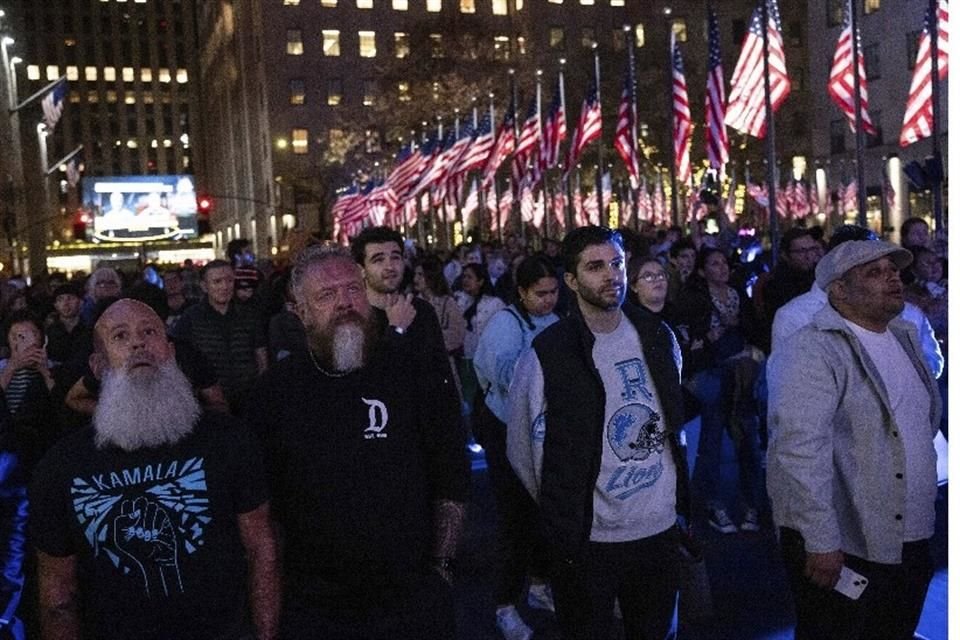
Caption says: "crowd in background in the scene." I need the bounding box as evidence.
[0,214,948,639]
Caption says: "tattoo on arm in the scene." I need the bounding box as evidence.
[431,499,467,559]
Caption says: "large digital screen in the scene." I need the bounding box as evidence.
[81,175,199,242]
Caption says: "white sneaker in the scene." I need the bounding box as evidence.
[708,508,738,534]
[495,605,533,640]
[527,582,555,612]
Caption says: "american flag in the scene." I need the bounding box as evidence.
[387,144,424,204]
[613,74,641,190]
[565,85,602,179]
[331,185,361,224]
[542,80,567,169]
[456,113,495,174]
[828,4,878,135]
[482,101,516,188]
[652,174,666,224]
[408,136,439,197]
[724,0,791,138]
[413,130,454,197]
[583,190,600,226]
[41,79,68,132]
[497,189,514,230]
[705,8,730,171]
[672,34,692,187]
[512,100,540,189]
[900,0,949,146]
[367,182,398,226]
[462,178,479,220]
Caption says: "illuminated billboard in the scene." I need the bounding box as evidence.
[81,175,200,242]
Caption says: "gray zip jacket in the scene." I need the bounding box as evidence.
[766,303,940,564]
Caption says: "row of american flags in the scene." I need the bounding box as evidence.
[332,0,948,240]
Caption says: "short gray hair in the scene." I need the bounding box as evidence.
[290,243,358,303]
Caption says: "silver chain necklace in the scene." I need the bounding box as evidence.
[307,349,350,378]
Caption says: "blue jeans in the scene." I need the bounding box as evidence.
[688,362,762,515]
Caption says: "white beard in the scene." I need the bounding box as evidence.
[331,321,366,372]
[94,360,201,452]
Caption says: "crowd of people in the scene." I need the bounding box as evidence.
[0,216,946,640]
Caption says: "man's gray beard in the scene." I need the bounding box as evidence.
[94,360,201,452]
[308,313,377,373]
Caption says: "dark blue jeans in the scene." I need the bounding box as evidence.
[550,527,680,640]
[780,527,933,640]
[688,361,762,514]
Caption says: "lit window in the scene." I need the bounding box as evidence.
[143,92,154,104]
[359,31,377,57]
[141,68,153,82]
[87,91,99,103]
[610,0,623,5]
[493,36,510,61]
[283,0,300,4]
[124,91,135,104]
[327,78,344,105]
[864,0,880,13]
[104,66,117,81]
[84,66,97,81]
[292,128,309,154]
[290,79,306,105]
[672,19,687,43]
[460,0,475,13]
[287,29,304,55]
[106,90,118,103]
[68,91,81,104]
[427,0,441,11]
[549,27,565,49]
[516,36,526,54]
[158,68,171,83]
[430,34,444,57]
[548,0,562,4]
[393,0,408,8]
[492,0,506,13]
[127,139,138,148]
[357,0,373,7]
[122,67,134,82]
[580,28,596,48]
[66,65,79,81]
[321,0,337,5]
[579,0,594,5]
[634,24,645,48]
[394,32,410,58]
[322,30,341,56]
[176,69,189,83]
[515,0,522,10]
[398,81,411,101]
[46,65,60,81]
[362,79,377,106]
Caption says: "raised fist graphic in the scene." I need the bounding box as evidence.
[112,497,183,597]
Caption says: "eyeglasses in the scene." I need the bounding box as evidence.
[636,272,668,283]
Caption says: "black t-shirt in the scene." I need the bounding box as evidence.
[29,413,267,639]
[248,334,469,607]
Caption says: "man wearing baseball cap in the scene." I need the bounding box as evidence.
[767,240,940,640]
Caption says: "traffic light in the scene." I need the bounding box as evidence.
[197,195,214,214]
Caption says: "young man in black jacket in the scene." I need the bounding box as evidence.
[507,226,689,640]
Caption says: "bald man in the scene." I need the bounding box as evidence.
[29,300,279,640]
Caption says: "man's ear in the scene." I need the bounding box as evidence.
[563,271,579,295]
[89,351,106,381]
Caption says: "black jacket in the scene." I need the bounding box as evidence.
[532,302,690,561]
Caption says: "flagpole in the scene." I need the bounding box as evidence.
[761,0,781,267]
[667,29,680,226]
[849,0,868,225]
[929,0,943,232]
[558,59,574,234]
[45,144,84,176]
[509,69,524,244]
[488,94,499,244]
[591,43,605,221]
[536,69,548,241]
[625,24,640,231]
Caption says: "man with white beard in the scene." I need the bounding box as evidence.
[250,245,469,639]
[29,300,280,640]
